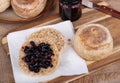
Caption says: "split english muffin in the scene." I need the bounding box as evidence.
[74,24,113,61]
[11,0,47,18]
[19,38,60,76]
[19,28,66,76]
[28,28,66,52]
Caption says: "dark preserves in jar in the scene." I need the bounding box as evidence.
[59,0,82,21]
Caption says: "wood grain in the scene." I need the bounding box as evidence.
[70,59,120,83]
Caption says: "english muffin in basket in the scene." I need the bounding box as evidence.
[74,24,113,61]
[11,0,47,18]
[19,38,60,76]
[28,28,66,52]
[0,0,10,13]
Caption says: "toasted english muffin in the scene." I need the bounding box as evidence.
[11,0,47,18]
[74,24,113,61]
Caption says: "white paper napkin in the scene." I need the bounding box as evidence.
[7,21,88,83]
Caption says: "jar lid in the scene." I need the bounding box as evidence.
[60,0,81,5]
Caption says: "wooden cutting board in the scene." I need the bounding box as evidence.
[1,2,120,83]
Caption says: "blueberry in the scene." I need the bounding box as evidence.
[34,67,40,73]
[41,63,48,68]
[31,56,36,60]
[29,65,34,71]
[46,59,52,62]
[30,41,36,47]
[39,43,45,47]
[50,64,53,67]
[29,60,35,65]
[46,44,50,47]
[24,56,31,62]
[40,52,45,56]
[34,51,41,57]
[35,53,40,58]
[34,59,38,62]
[41,47,46,52]
[39,63,43,66]
[24,47,30,54]
[24,46,29,50]
[33,62,39,67]
[45,61,51,66]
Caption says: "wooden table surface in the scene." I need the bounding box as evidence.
[0,0,120,83]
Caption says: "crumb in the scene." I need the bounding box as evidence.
[22,46,24,49]
[68,39,71,42]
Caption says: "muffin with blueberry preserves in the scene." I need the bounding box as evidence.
[19,38,60,76]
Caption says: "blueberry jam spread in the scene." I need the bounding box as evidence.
[22,41,54,73]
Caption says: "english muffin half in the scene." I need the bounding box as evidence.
[28,28,66,52]
[74,24,113,61]
[19,38,60,76]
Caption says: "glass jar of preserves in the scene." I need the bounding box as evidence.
[59,0,82,21]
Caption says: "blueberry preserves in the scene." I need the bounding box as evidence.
[59,0,82,21]
[22,41,54,73]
